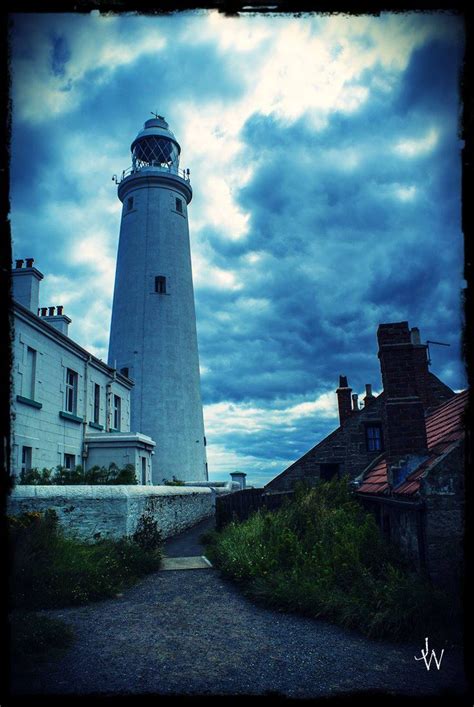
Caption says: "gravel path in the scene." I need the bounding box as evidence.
[10,518,467,698]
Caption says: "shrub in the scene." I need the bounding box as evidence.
[9,509,162,610]
[204,478,454,641]
[132,513,163,553]
[18,462,137,485]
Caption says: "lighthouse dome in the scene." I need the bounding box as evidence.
[131,116,181,171]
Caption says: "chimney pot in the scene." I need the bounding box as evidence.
[40,307,47,316]
[339,375,348,388]
[57,305,64,315]
[25,258,34,268]
[364,383,375,407]
[48,306,55,316]
[15,259,24,269]
[410,327,421,345]
[352,393,359,411]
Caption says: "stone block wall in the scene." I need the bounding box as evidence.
[7,485,214,541]
[421,441,465,590]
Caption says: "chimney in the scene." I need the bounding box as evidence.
[230,471,246,489]
[364,383,375,407]
[40,305,71,336]
[352,393,359,411]
[377,322,428,463]
[336,375,352,426]
[12,258,44,312]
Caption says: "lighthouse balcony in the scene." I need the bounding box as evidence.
[119,164,190,183]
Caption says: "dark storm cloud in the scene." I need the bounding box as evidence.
[195,32,465,431]
[50,33,71,77]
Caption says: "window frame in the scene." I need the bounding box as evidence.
[365,424,383,452]
[113,394,121,431]
[65,368,78,414]
[21,446,32,474]
[24,346,37,400]
[93,383,100,424]
[155,275,167,295]
[319,463,340,482]
[64,453,75,470]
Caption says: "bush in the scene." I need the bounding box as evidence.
[9,509,162,610]
[19,462,137,485]
[132,513,163,553]
[204,478,454,641]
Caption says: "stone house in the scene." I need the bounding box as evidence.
[265,322,454,493]
[265,320,466,589]
[11,258,155,483]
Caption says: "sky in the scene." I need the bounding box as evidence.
[9,10,467,487]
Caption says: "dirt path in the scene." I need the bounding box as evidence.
[10,518,467,698]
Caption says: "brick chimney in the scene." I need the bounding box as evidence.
[40,304,71,336]
[12,258,44,312]
[377,322,428,463]
[364,383,375,407]
[336,375,352,426]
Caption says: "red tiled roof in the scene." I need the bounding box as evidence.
[425,389,468,448]
[357,390,468,498]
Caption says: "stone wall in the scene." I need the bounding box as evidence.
[421,440,465,590]
[7,485,214,541]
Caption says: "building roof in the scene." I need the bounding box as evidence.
[357,389,468,498]
[14,300,133,388]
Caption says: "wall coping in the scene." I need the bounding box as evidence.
[9,485,213,500]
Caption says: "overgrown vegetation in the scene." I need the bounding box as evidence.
[204,478,455,641]
[19,462,137,485]
[9,509,163,609]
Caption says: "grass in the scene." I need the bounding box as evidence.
[8,509,164,663]
[204,478,458,642]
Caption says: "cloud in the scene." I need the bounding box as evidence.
[9,11,466,486]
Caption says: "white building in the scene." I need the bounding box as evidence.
[108,116,208,484]
[11,258,155,483]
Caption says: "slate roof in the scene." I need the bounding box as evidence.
[357,389,468,499]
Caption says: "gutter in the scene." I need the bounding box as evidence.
[356,493,425,510]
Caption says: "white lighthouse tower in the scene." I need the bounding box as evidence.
[108,115,208,484]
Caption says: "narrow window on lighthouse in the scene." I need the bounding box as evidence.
[175,197,183,213]
[127,196,134,211]
[155,276,167,294]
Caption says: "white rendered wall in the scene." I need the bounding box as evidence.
[86,433,154,485]
[8,485,214,540]
[108,172,207,484]
[12,307,132,476]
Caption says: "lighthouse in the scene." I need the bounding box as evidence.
[108,116,208,484]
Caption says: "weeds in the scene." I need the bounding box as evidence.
[8,509,163,610]
[204,478,454,641]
